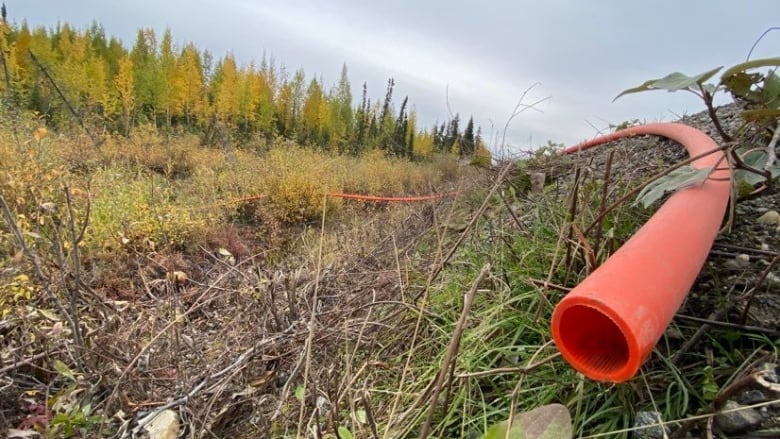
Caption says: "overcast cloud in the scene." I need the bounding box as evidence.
[8,0,779,153]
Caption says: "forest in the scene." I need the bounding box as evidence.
[0,20,488,160]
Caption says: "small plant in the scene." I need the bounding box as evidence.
[49,360,103,438]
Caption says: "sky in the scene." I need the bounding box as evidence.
[6,0,779,155]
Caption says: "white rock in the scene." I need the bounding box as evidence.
[143,409,180,439]
[756,210,780,226]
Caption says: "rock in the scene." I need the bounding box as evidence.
[724,254,751,270]
[530,172,546,193]
[757,210,780,226]
[143,409,180,439]
[715,400,763,435]
[632,411,669,439]
[739,389,769,405]
[765,272,780,288]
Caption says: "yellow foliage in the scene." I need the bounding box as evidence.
[89,168,209,250]
[0,274,36,317]
[1,111,458,256]
[471,143,493,167]
[261,147,341,222]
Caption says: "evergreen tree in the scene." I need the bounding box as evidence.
[392,96,408,157]
[461,115,476,157]
[130,28,163,124]
[353,82,369,154]
[444,114,460,153]
[158,28,176,126]
[0,19,470,161]
[328,63,353,151]
[379,77,395,148]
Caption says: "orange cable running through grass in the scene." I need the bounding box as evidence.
[326,192,458,202]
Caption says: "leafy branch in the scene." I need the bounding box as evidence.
[615,42,780,200]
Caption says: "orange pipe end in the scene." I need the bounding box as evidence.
[551,123,731,382]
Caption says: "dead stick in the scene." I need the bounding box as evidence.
[592,150,614,258]
[739,253,780,324]
[28,49,101,148]
[419,263,490,439]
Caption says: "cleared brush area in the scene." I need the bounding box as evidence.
[0,111,470,437]
[2,106,779,438]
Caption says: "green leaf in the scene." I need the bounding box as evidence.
[722,72,762,101]
[702,366,719,401]
[53,360,76,382]
[735,148,780,185]
[614,67,722,101]
[720,57,780,80]
[763,71,780,107]
[481,404,573,439]
[741,108,780,122]
[355,409,367,424]
[612,79,658,101]
[337,427,353,439]
[294,385,305,402]
[651,68,722,91]
[634,166,713,208]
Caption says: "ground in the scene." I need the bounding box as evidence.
[1,104,779,438]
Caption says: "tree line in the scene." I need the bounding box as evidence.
[0,19,487,159]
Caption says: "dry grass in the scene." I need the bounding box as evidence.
[0,115,475,437]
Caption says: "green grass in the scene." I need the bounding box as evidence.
[346,152,779,438]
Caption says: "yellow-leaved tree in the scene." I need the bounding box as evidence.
[113,54,135,134]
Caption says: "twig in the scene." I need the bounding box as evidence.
[563,168,581,276]
[0,349,64,374]
[581,398,780,438]
[669,365,772,439]
[592,151,614,258]
[526,278,571,293]
[361,390,381,439]
[28,49,102,148]
[296,193,328,437]
[763,119,780,174]
[739,253,780,324]
[456,352,561,379]
[419,263,489,439]
[0,21,21,148]
[417,160,514,299]
[63,185,85,361]
[572,223,596,273]
[713,243,779,257]
[0,195,80,367]
[583,144,727,237]
[272,337,310,420]
[496,186,524,229]
[674,314,780,337]
[134,333,285,431]
[746,27,780,61]
[670,288,733,366]
[699,87,732,142]
[499,83,550,151]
